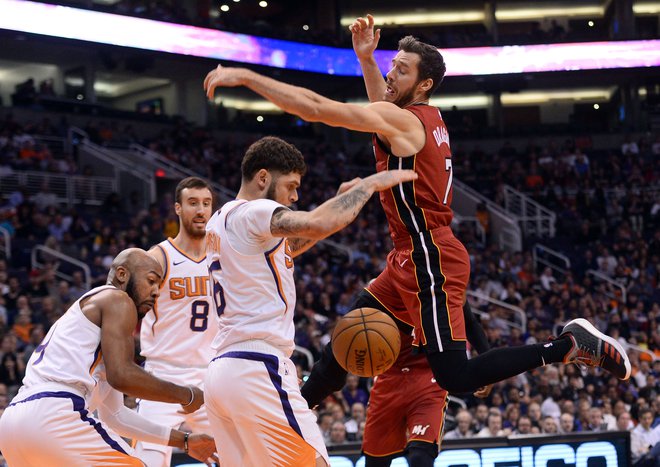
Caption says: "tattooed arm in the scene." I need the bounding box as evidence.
[269,169,417,241]
[286,238,317,258]
[285,177,366,258]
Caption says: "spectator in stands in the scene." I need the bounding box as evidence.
[328,421,348,446]
[69,271,86,300]
[473,402,489,432]
[444,409,474,439]
[540,416,559,434]
[0,352,23,394]
[342,374,369,407]
[615,411,633,432]
[317,412,333,445]
[30,181,59,212]
[477,411,507,437]
[559,413,575,434]
[631,408,660,465]
[344,402,366,441]
[527,402,542,429]
[585,407,606,432]
[513,415,534,435]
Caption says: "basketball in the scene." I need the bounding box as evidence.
[331,307,401,377]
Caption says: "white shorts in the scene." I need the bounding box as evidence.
[0,385,143,467]
[134,361,211,460]
[204,343,329,467]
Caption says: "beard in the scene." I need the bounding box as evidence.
[391,86,417,108]
[182,218,206,239]
[265,178,277,202]
[126,276,143,316]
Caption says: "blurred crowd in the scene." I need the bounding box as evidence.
[0,112,658,463]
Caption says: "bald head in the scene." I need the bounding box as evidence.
[109,248,162,280]
[107,248,162,317]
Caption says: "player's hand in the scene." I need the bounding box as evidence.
[362,169,418,193]
[186,433,219,466]
[204,65,246,100]
[337,177,362,196]
[349,14,381,61]
[473,384,493,398]
[180,386,205,413]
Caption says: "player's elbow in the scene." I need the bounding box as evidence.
[105,368,131,392]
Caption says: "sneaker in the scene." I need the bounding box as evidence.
[559,318,631,380]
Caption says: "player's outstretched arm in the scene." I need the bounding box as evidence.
[270,170,417,241]
[97,384,218,465]
[350,14,387,103]
[287,177,363,258]
[97,291,204,412]
[203,66,418,140]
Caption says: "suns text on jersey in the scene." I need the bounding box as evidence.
[169,276,210,299]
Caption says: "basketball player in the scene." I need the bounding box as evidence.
[203,18,630,401]
[0,248,210,466]
[135,176,217,467]
[362,301,492,467]
[203,136,417,467]
[349,17,494,467]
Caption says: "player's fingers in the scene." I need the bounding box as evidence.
[374,28,381,42]
[357,17,368,29]
[367,14,374,28]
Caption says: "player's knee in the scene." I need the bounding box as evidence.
[406,441,437,467]
[426,351,472,394]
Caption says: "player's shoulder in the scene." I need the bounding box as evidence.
[230,198,283,218]
[147,241,169,268]
[84,287,132,310]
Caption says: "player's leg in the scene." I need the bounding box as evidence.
[406,441,437,467]
[207,352,329,466]
[402,369,447,467]
[133,399,183,467]
[410,230,630,393]
[0,392,143,466]
[362,372,408,467]
[204,402,251,467]
[301,258,408,409]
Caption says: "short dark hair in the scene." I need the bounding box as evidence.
[398,35,446,97]
[175,177,213,204]
[241,136,306,181]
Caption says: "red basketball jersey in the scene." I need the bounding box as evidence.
[373,104,454,246]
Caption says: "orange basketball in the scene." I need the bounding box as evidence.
[331,307,401,377]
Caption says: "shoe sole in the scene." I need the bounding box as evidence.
[565,318,632,380]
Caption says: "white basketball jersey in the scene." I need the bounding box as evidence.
[140,239,217,367]
[21,285,114,400]
[206,199,296,356]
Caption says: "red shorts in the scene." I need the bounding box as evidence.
[362,365,449,457]
[366,226,470,353]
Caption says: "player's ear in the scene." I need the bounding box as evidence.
[174,202,182,216]
[255,169,270,191]
[115,265,129,287]
[418,78,433,94]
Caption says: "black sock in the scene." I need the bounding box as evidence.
[536,335,573,365]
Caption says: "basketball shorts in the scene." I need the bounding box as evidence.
[366,226,470,353]
[133,361,210,461]
[362,365,448,457]
[204,341,329,467]
[0,383,143,467]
